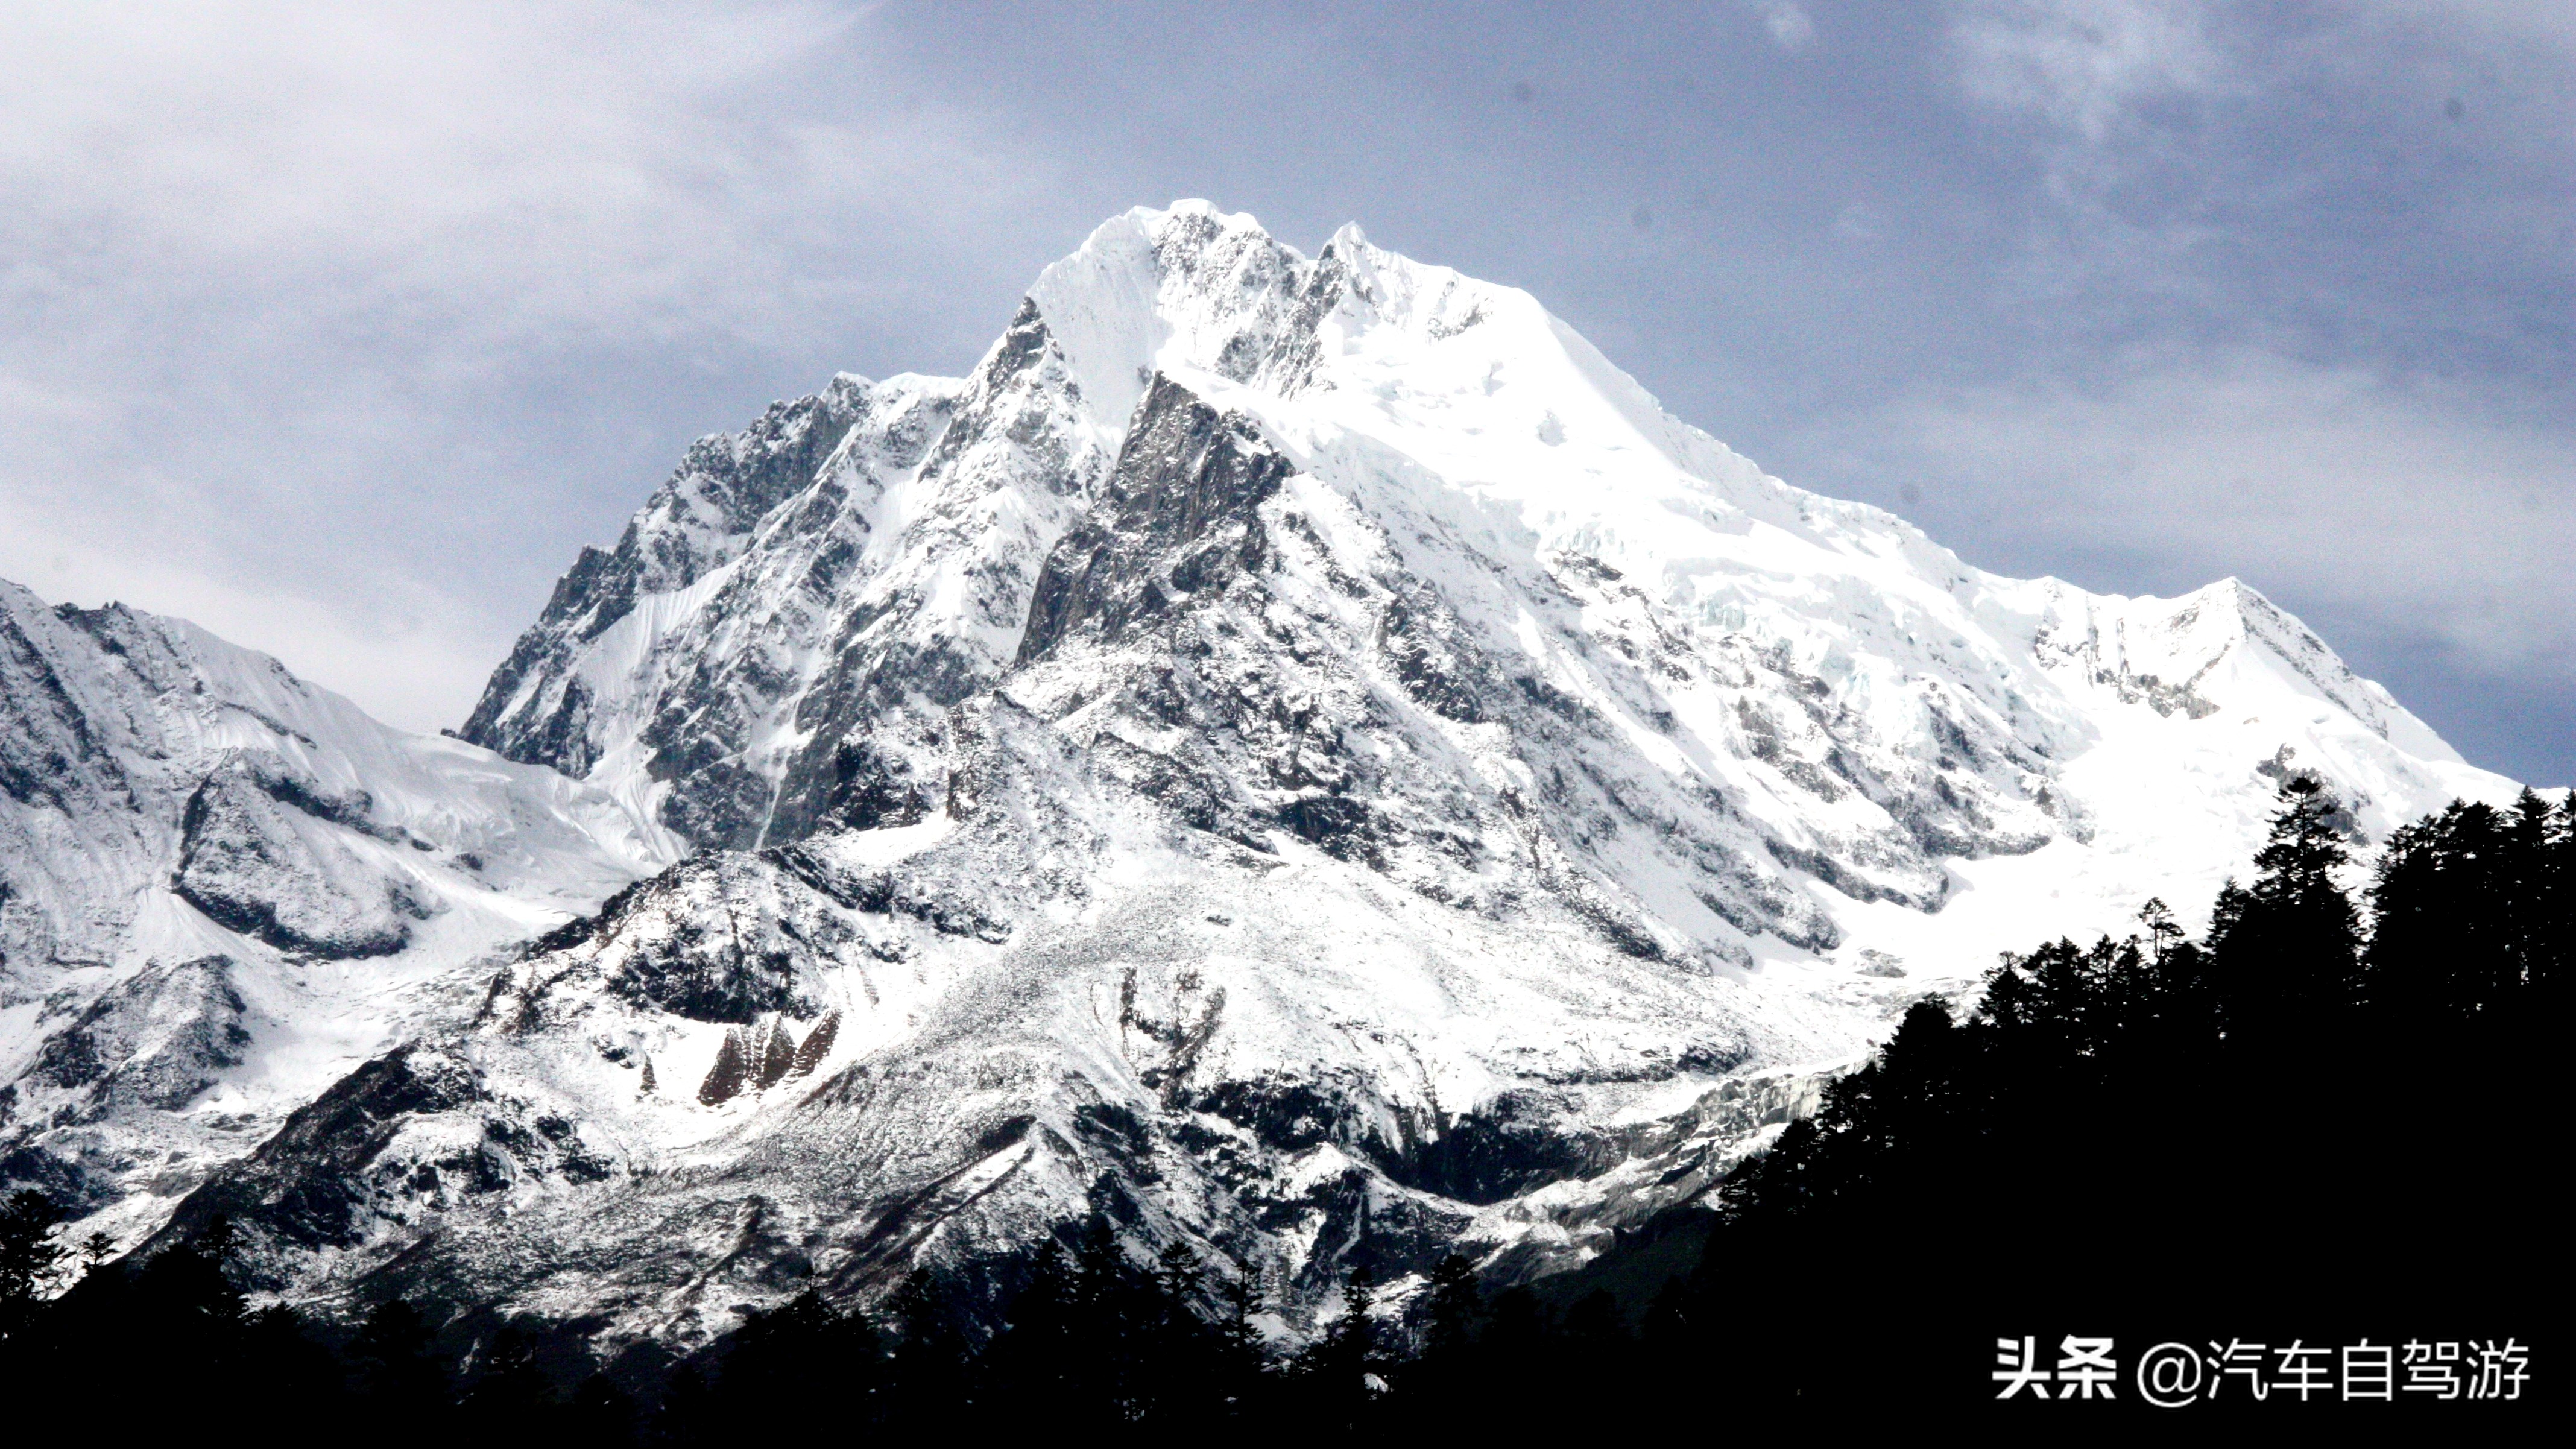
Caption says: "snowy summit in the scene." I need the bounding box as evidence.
[0,203,2520,1349]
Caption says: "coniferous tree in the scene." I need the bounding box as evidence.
[2549,791,2576,1007]
[653,1363,717,1447]
[1139,1242,1231,1426]
[1210,1264,1271,1418]
[1558,1287,1627,1385]
[357,1299,453,1445]
[566,1372,639,1447]
[1468,1286,1556,1418]
[0,1190,66,1342]
[882,1266,969,1428]
[1295,1263,1379,1434]
[2208,774,2362,1040]
[242,1304,352,1419]
[980,1237,1078,1424]
[2138,896,2183,964]
[712,1288,880,1433]
[462,1323,554,1432]
[2,785,2549,1433]
[1421,1253,1480,1362]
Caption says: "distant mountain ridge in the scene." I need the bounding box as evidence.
[1,203,2521,1354]
[0,581,670,1242]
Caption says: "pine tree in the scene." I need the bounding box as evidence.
[0,1190,67,1340]
[982,1237,1078,1422]
[1296,1264,1379,1433]
[2500,789,2555,1005]
[654,1363,717,1447]
[1558,1287,1628,1387]
[2548,792,2576,1010]
[241,1305,352,1420]
[883,1267,968,1428]
[1422,1253,1480,1360]
[356,1299,453,1442]
[1137,1242,1237,1426]
[1211,1265,1271,1417]
[566,1372,637,1447]
[462,1323,554,1430]
[2208,775,2362,1041]
[2139,897,2183,964]
[1066,1215,1145,1420]
[712,1287,879,1433]
[119,1234,255,1434]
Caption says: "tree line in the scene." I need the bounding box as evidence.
[1,778,2557,1433]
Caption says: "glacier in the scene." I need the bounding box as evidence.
[1,202,2521,1352]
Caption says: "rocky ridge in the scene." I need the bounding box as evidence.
[0,581,669,1241]
[1,203,2520,1352]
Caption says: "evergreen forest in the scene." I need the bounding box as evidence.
[0,778,2554,1434]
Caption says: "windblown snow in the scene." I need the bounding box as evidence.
[0,585,672,1243]
[3,203,2521,1350]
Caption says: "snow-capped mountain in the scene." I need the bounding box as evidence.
[0,582,672,1243]
[10,203,2516,1349]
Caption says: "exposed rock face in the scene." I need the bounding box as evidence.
[174,754,437,959]
[23,956,253,1119]
[462,305,1109,852]
[10,204,2515,1352]
[153,1044,617,1266]
[0,581,670,1237]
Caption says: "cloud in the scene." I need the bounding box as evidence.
[1948,0,2220,139]
[1872,352,2575,683]
[0,485,500,735]
[0,0,2562,781]
[0,1,1053,732]
[1935,1,2574,429]
[0,2,1035,365]
[1757,4,1815,52]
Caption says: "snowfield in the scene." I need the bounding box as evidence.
[1,203,2522,1351]
[0,584,671,1245]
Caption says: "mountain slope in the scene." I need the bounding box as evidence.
[0,581,674,1241]
[154,203,2517,1347]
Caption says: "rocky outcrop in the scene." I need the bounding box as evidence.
[49,203,2518,1355]
[0,579,668,1234]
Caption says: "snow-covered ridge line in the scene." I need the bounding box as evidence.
[468,202,2503,928]
[0,579,674,1246]
[6,202,2519,1351]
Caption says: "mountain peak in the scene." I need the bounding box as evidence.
[292,203,2528,1346]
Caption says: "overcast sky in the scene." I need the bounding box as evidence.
[1,1,2568,781]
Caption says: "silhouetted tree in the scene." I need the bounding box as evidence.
[2207,774,2363,1040]
[1294,1263,1380,1435]
[462,1323,554,1433]
[1,786,2547,1433]
[357,1300,452,1444]
[0,1190,66,1341]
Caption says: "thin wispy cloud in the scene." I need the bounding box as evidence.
[1861,0,2574,775]
[1877,350,2573,657]
[0,1,2565,778]
[0,2,1043,729]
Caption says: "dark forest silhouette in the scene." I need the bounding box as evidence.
[1,779,2554,1434]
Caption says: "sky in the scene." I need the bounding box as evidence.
[0,1,2568,782]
